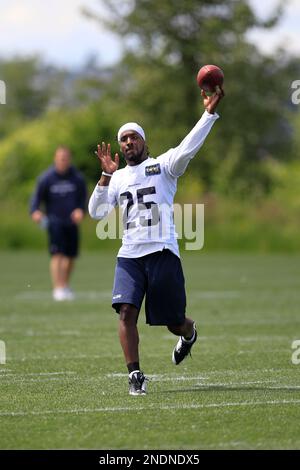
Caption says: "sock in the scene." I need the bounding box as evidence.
[183,326,196,343]
[127,362,140,374]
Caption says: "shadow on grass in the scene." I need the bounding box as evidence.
[158,384,300,394]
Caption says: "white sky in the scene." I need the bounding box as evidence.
[0,0,299,68]
[247,0,300,55]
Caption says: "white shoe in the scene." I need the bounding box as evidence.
[53,288,67,301]
[63,287,75,301]
[128,371,148,396]
[52,287,75,301]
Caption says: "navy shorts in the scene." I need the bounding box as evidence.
[112,249,186,326]
[48,221,79,258]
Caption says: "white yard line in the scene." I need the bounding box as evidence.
[7,354,114,361]
[1,399,300,418]
[202,319,300,326]
[13,331,81,337]
[191,291,241,299]
[15,291,112,301]
[194,380,276,386]
[238,336,290,343]
[1,373,290,386]
[237,349,284,354]
[107,369,295,380]
[0,371,75,377]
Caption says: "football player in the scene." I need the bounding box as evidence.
[89,87,224,395]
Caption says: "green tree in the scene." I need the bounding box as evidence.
[83,0,297,194]
[0,56,109,138]
[0,58,52,135]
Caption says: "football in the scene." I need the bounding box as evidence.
[196,64,224,92]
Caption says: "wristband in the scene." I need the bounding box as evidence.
[102,171,113,177]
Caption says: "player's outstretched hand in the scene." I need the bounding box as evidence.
[96,142,119,175]
[202,86,225,114]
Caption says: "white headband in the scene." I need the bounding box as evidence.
[117,122,146,142]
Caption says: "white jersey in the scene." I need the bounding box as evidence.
[89,110,219,258]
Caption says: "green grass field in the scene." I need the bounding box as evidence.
[0,250,300,450]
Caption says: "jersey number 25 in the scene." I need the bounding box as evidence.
[120,186,160,229]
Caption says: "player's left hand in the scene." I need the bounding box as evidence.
[202,86,225,114]
[70,208,84,225]
[96,142,119,175]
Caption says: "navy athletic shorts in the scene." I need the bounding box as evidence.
[48,220,79,258]
[112,249,186,326]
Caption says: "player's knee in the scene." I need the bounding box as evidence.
[119,304,138,324]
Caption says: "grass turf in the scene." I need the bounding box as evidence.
[0,250,300,449]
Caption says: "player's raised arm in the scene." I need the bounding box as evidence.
[165,86,224,178]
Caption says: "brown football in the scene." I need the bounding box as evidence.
[196,64,224,92]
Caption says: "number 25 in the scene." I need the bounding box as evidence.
[120,186,160,229]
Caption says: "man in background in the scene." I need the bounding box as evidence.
[30,146,87,301]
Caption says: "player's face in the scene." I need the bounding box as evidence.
[54,148,72,174]
[119,131,147,166]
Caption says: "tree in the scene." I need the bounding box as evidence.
[0,56,110,138]
[83,0,297,194]
[0,58,51,134]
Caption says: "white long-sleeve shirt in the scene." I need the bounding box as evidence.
[89,110,219,258]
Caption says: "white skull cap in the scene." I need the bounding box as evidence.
[117,122,146,142]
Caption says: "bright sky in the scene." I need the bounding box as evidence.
[0,0,299,68]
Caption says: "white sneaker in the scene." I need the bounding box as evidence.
[128,371,148,396]
[52,287,75,301]
[53,288,67,301]
[63,287,75,301]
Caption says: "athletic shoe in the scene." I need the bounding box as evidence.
[128,371,147,396]
[53,288,67,301]
[52,287,75,301]
[63,287,75,301]
[172,323,197,365]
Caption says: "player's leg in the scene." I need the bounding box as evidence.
[60,256,74,285]
[62,225,79,298]
[118,303,139,366]
[56,256,75,299]
[48,221,64,290]
[145,249,197,364]
[50,254,70,301]
[168,320,197,366]
[167,318,194,338]
[51,224,78,300]
[112,257,147,395]
[48,222,77,300]
[50,254,64,288]
[119,304,147,395]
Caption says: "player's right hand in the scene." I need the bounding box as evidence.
[202,86,225,114]
[96,142,119,174]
